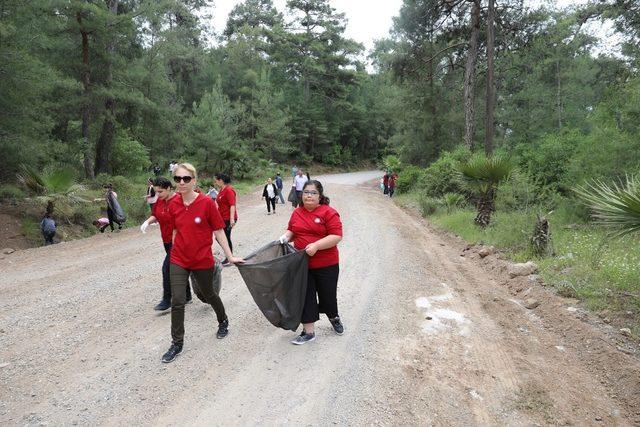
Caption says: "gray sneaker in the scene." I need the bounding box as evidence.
[291,331,316,345]
[329,317,344,335]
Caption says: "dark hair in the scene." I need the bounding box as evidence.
[215,173,231,184]
[153,176,172,189]
[303,180,330,205]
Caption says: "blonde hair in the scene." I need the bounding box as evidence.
[174,163,197,180]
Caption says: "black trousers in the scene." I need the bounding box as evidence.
[170,263,227,345]
[265,197,276,212]
[161,243,190,303]
[223,220,233,252]
[301,264,340,324]
[43,231,55,245]
[388,187,395,198]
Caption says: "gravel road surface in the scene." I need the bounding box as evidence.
[1,171,639,426]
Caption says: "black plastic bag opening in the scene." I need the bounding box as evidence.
[237,241,308,331]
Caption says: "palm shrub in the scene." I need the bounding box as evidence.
[441,193,465,213]
[459,154,515,227]
[574,176,640,237]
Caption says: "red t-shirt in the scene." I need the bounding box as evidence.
[168,193,226,270]
[288,204,343,269]
[217,185,238,222]
[152,195,177,244]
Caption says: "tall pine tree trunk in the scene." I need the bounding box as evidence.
[463,0,481,149]
[484,0,495,155]
[95,0,118,175]
[77,12,94,179]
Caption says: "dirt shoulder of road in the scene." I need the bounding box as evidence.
[391,188,640,423]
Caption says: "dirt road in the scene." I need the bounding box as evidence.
[1,171,639,426]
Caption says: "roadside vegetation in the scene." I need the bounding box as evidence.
[388,149,640,337]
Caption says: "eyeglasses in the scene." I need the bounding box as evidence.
[174,175,193,183]
[303,190,319,196]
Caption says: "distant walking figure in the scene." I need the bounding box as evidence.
[263,178,277,215]
[40,213,56,245]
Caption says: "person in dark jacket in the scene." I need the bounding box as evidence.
[275,173,284,204]
[104,184,124,231]
[40,213,56,245]
[262,178,278,215]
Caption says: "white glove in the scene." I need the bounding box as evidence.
[279,234,289,244]
[140,220,150,233]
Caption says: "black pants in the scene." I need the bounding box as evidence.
[170,264,227,345]
[107,207,122,231]
[43,231,55,245]
[388,187,395,198]
[223,220,234,252]
[265,197,276,213]
[161,243,191,303]
[301,264,340,324]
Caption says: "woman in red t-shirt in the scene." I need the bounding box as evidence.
[161,163,244,363]
[280,180,344,345]
[140,176,191,311]
[214,173,238,266]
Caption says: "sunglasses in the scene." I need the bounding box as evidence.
[303,190,319,196]
[174,175,193,183]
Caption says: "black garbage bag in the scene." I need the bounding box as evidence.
[190,260,222,303]
[287,186,297,203]
[237,241,308,331]
[107,193,126,223]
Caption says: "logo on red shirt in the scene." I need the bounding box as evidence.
[194,217,201,224]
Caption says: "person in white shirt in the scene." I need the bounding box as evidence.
[294,169,309,206]
[262,178,278,215]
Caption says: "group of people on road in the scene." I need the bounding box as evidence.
[136,162,342,362]
[38,159,344,362]
[382,171,398,198]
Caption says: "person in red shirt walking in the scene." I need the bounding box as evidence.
[279,180,344,345]
[162,163,244,363]
[388,172,398,198]
[140,176,192,311]
[214,173,238,266]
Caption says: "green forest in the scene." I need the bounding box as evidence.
[2,1,640,325]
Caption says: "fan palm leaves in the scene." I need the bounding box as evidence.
[459,154,515,227]
[574,176,640,238]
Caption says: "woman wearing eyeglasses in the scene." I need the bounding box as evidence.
[161,163,244,363]
[279,180,344,345]
[214,173,238,266]
[140,177,192,311]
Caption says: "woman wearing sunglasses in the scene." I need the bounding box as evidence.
[140,177,192,311]
[162,163,244,363]
[279,180,344,345]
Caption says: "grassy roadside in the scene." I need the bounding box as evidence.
[394,190,640,336]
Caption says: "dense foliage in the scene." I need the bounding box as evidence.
[0,0,388,182]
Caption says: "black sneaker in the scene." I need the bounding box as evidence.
[161,343,182,363]
[217,318,229,339]
[329,317,344,335]
[154,300,171,311]
[291,331,316,345]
